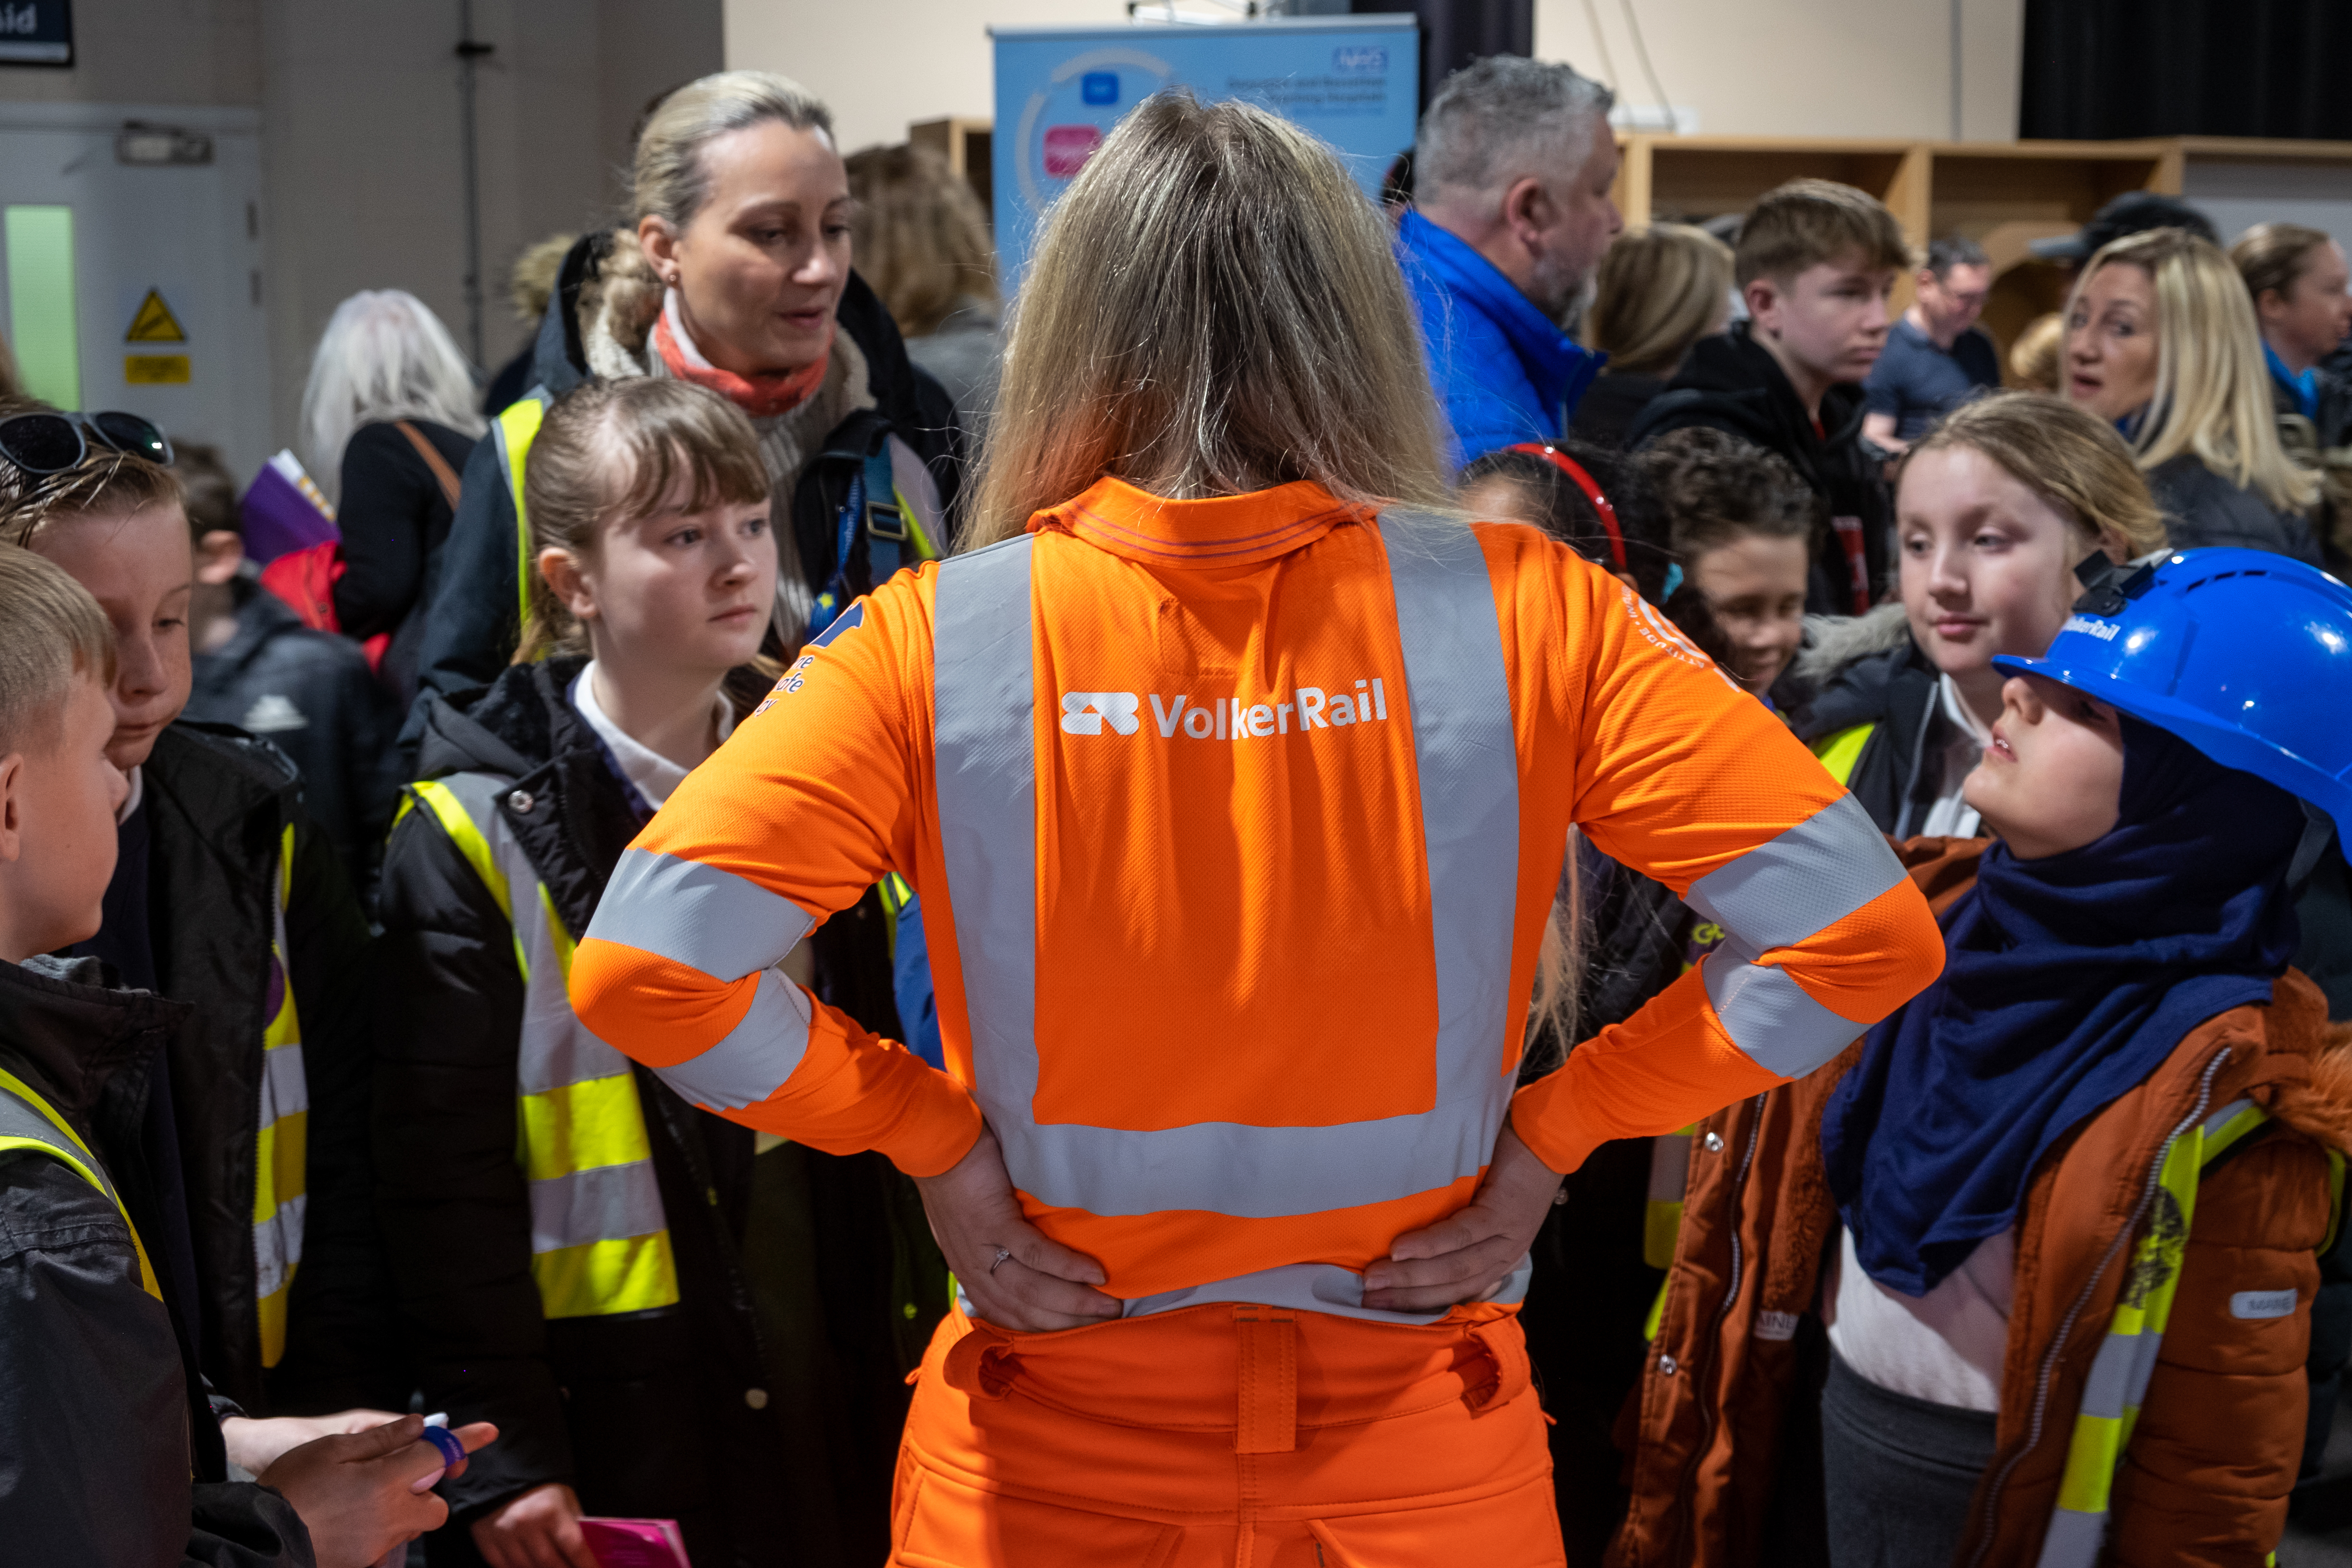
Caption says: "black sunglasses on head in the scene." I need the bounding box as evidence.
[0,410,173,475]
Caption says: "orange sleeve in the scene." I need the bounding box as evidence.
[567,569,983,1178]
[1503,547,1945,1174]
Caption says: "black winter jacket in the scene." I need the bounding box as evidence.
[1629,324,1894,616]
[375,661,946,1568]
[89,724,392,1417]
[330,419,478,710]
[1788,613,1946,835]
[2148,453,2321,565]
[0,955,314,1566]
[412,236,963,710]
[2271,366,2352,576]
[186,581,403,893]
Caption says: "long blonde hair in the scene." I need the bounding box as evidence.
[969,92,1584,1063]
[1587,224,1734,378]
[2070,228,2320,514]
[964,90,1447,548]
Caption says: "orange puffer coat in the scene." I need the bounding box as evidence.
[1608,839,2352,1568]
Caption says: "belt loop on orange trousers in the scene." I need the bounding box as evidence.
[942,1315,1023,1401]
[1234,1306,1298,1454]
[1464,1318,1531,1417]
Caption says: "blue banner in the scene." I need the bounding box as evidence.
[991,16,1420,289]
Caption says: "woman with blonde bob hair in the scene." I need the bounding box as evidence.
[2063,226,2321,562]
[1572,222,1736,446]
[570,90,1940,1567]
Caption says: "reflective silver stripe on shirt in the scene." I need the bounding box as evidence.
[646,969,811,1111]
[933,513,1524,1227]
[1700,943,1871,1079]
[583,832,819,1110]
[1120,1255,1533,1326]
[1684,793,1902,953]
[594,848,814,983]
[1687,790,1902,1079]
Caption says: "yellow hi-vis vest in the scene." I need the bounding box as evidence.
[2029,1095,2342,1567]
[398,773,681,1319]
[0,1064,162,1301]
[255,824,306,1367]
[493,394,549,637]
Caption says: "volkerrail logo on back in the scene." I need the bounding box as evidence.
[1061,681,1388,739]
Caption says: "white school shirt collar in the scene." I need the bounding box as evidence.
[567,662,733,811]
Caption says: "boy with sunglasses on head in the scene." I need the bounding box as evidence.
[0,543,495,1565]
[0,430,403,1434]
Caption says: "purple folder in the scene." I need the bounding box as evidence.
[238,451,338,564]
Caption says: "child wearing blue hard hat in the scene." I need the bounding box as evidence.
[1610,547,2352,1568]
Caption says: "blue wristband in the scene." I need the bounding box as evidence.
[420,1424,466,1470]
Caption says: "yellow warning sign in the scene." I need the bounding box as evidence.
[125,290,185,343]
[124,355,190,384]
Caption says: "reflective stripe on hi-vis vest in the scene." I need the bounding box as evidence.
[495,393,550,636]
[0,1065,161,1301]
[254,824,306,1367]
[2035,1096,2274,1567]
[931,512,1530,1323]
[404,775,680,1319]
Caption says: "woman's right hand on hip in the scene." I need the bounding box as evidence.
[915,1126,1123,1332]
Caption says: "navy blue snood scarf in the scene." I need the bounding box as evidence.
[1821,716,2305,1297]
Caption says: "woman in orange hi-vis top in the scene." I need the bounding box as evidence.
[571,93,1944,1566]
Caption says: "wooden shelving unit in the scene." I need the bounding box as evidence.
[909,117,995,224]
[1612,134,2352,372]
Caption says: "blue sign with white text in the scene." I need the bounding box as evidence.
[0,0,72,66]
[991,17,1420,289]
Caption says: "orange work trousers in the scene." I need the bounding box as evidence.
[888,1299,1565,1568]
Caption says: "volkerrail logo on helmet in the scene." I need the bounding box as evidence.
[1060,682,1389,739]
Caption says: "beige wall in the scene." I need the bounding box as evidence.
[724,0,1125,155]
[1535,0,2024,142]
[725,0,2028,152]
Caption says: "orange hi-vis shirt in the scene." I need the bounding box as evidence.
[570,478,1943,1322]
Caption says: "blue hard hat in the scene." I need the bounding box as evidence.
[1991,548,2352,845]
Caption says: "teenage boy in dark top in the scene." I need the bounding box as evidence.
[0,542,493,1566]
[1630,177,1909,616]
[175,445,401,895]
[1862,235,2000,449]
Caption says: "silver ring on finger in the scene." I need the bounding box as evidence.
[988,1247,1014,1275]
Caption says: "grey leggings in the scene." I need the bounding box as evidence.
[1821,1347,2000,1568]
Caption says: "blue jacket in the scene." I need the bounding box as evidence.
[1396,209,1605,470]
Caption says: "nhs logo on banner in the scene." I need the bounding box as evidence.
[992,16,1419,288]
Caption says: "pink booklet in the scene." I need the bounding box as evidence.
[578,1518,692,1568]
